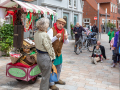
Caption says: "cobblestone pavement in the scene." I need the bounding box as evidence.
[0,34,119,90]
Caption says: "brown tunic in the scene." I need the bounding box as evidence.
[52,27,66,57]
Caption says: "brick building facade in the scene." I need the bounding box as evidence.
[83,0,120,32]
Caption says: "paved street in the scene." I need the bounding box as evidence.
[0,34,119,90]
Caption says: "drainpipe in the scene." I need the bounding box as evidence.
[105,8,107,34]
[97,3,100,40]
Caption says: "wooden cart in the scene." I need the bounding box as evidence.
[6,63,41,84]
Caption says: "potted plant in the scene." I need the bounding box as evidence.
[105,22,116,33]
[70,23,74,39]
[0,23,14,56]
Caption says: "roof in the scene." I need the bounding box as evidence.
[96,0,118,4]
[86,0,109,15]
[0,0,56,15]
[96,0,111,3]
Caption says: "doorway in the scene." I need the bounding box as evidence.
[63,13,69,32]
[74,14,78,26]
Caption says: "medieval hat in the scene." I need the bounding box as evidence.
[57,18,66,24]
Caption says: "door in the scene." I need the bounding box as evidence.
[74,14,78,26]
[63,13,69,32]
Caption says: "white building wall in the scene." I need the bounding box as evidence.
[0,0,84,39]
[0,0,7,25]
[39,0,84,39]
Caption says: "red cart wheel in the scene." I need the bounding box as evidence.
[28,76,37,84]
[16,79,22,82]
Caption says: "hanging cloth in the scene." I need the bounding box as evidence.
[5,10,17,25]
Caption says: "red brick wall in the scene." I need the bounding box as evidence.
[100,3,110,14]
[83,0,119,31]
[83,1,98,26]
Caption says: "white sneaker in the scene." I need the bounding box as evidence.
[93,58,97,65]
[101,60,103,63]
[111,64,115,68]
[91,57,94,64]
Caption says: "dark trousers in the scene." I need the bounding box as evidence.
[74,38,79,52]
[114,54,120,63]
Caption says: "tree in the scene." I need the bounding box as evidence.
[0,23,14,56]
[107,22,116,29]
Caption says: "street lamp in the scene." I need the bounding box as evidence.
[97,3,100,40]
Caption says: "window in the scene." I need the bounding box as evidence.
[74,0,77,8]
[83,18,90,23]
[116,5,117,13]
[111,3,112,12]
[69,0,72,6]
[102,19,105,24]
[114,20,116,24]
[63,16,67,29]
[111,20,113,23]
[113,5,114,12]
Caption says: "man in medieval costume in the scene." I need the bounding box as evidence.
[47,18,69,90]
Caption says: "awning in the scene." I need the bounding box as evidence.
[0,0,56,15]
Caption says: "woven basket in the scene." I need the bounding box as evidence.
[10,55,21,64]
[10,53,22,64]
[20,59,35,66]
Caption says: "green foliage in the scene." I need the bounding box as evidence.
[70,23,74,39]
[0,23,14,56]
[107,22,116,28]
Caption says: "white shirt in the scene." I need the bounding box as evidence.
[47,28,69,44]
[90,26,92,30]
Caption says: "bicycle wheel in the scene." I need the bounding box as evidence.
[74,41,82,55]
[87,40,94,52]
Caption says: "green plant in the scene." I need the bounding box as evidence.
[0,23,14,56]
[107,22,116,28]
[70,23,74,39]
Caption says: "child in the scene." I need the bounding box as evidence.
[92,45,103,64]
[108,28,115,50]
[110,33,115,67]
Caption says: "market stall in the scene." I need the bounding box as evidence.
[0,0,57,84]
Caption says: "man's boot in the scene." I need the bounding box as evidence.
[49,85,59,90]
[55,79,66,85]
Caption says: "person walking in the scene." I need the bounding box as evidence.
[73,22,86,52]
[108,28,115,50]
[34,18,55,90]
[47,18,69,90]
[110,32,115,67]
[88,23,92,30]
[91,24,98,33]
[101,23,105,34]
[112,28,120,67]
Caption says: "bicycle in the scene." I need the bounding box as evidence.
[74,33,83,55]
[83,32,98,52]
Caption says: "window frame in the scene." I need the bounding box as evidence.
[74,0,77,9]
[116,5,117,13]
[114,20,116,24]
[111,3,113,12]
[102,19,105,24]
[83,18,90,23]
[69,0,72,7]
